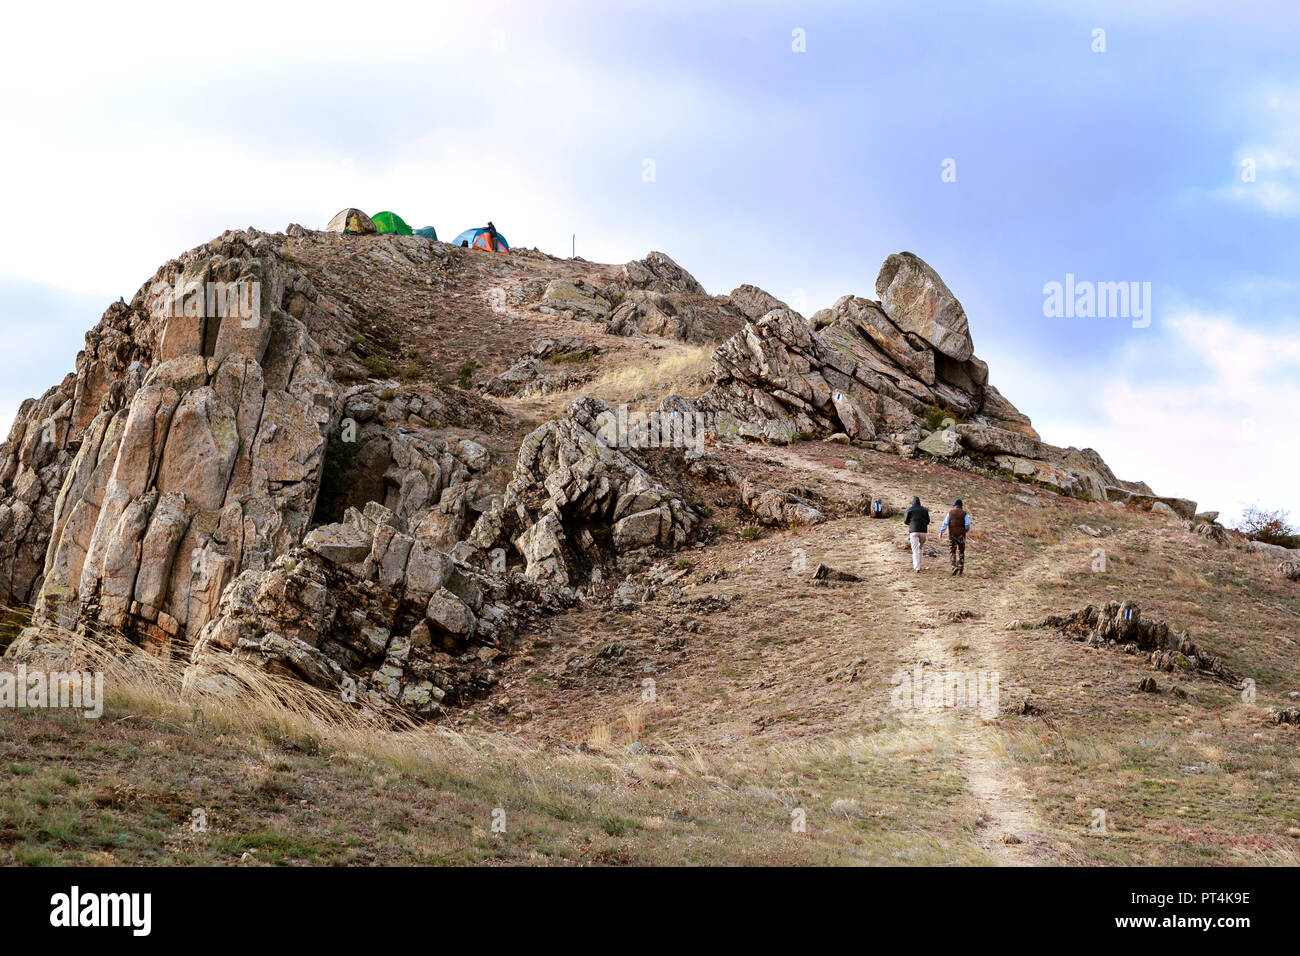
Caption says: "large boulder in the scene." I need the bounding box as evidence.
[738,478,825,527]
[875,252,974,361]
[918,428,962,457]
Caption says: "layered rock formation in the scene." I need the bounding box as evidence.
[672,252,1175,509]
[467,397,698,587]
[185,500,555,716]
[20,233,338,654]
[0,229,1201,719]
[1036,601,1239,684]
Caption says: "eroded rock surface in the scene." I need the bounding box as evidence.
[670,252,1174,509]
[0,231,1203,722]
[1037,600,1238,683]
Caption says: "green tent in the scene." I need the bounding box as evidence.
[415,226,438,240]
[372,211,413,235]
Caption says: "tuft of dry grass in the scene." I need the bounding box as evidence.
[511,343,714,418]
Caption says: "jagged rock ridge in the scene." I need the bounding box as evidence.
[0,229,1196,717]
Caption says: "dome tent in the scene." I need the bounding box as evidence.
[414,226,438,240]
[325,208,376,234]
[452,226,509,253]
[372,210,413,235]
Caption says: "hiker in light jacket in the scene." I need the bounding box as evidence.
[939,498,971,576]
[903,496,931,572]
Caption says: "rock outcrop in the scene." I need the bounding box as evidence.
[532,252,778,345]
[0,229,1204,720]
[1036,601,1238,683]
[468,397,698,588]
[672,252,1178,508]
[13,232,340,653]
[0,301,157,607]
[186,500,553,715]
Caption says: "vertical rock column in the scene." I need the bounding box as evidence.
[34,244,337,653]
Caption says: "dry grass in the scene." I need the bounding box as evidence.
[4,437,1298,866]
[510,343,713,419]
[2,616,994,865]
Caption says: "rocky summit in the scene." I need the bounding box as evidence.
[0,229,1207,717]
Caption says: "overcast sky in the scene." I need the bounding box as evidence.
[1,0,1296,524]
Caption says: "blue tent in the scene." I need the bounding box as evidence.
[414,226,438,240]
[451,227,509,253]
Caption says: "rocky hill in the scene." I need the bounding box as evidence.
[0,228,1261,717]
[3,226,1299,866]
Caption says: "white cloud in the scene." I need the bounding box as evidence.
[1011,311,1300,526]
[1215,85,1300,217]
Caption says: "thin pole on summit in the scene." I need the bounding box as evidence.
[572,234,575,258]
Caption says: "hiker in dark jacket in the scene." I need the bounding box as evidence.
[903,496,931,572]
[939,498,971,576]
[485,221,499,252]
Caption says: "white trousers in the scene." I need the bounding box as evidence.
[909,532,927,571]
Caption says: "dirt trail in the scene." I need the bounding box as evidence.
[813,517,1057,865]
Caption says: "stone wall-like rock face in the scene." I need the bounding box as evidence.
[22,231,338,653]
[186,500,554,716]
[0,300,159,606]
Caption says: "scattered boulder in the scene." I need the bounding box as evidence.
[813,563,861,582]
[918,427,961,457]
[539,278,612,319]
[856,495,896,518]
[1108,489,1198,520]
[1188,520,1229,545]
[738,477,825,527]
[483,338,602,397]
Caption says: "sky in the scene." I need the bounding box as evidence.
[0,0,1296,525]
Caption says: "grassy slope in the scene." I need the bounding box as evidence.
[2,237,1296,866]
[3,440,1295,866]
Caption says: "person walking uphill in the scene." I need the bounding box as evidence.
[939,499,971,576]
[903,496,930,572]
